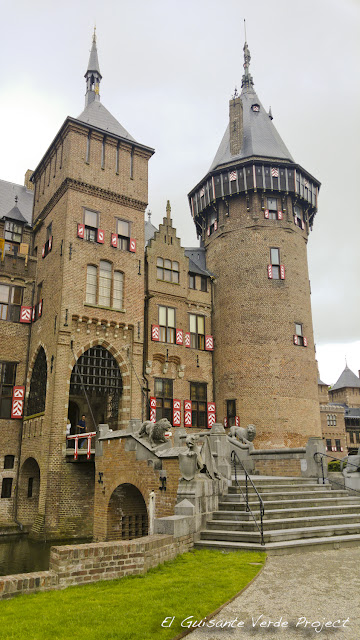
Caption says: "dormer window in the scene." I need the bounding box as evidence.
[4,221,23,251]
[252,104,260,112]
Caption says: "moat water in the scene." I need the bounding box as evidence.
[0,536,90,576]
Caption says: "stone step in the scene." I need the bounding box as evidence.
[231,476,316,484]
[214,503,360,520]
[228,483,330,494]
[194,534,360,556]
[218,496,360,511]
[207,512,360,531]
[223,489,347,502]
[201,522,360,544]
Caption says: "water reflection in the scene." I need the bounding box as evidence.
[0,536,90,576]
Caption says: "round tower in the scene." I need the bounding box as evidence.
[188,41,321,448]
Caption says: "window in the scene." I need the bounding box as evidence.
[26,348,47,417]
[84,209,98,242]
[335,439,341,452]
[294,205,303,228]
[270,248,281,280]
[4,455,14,469]
[4,221,23,251]
[117,220,130,251]
[266,197,278,220]
[157,258,179,283]
[86,263,124,310]
[154,378,173,422]
[46,223,52,241]
[189,314,205,350]
[0,362,17,419]
[200,276,207,292]
[189,273,196,289]
[1,478,13,499]
[207,210,217,235]
[190,382,207,427]
[158,306,175,343]
[0,284,22,322]
[226,399,237,427]
[27,477,34,498]
[350,432,355,444]
[294,323,304,346]
[327,414,337,426]
[326,439,332,452]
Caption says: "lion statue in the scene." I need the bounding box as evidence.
[229,424,256,450]
[138,418,172,447]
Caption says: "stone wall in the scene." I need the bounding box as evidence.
[0,534,193,600]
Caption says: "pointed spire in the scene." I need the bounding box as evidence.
[166,200,171,223]
[241,33,254,91]
[84,29,102,107]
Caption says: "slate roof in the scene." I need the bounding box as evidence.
[345,407,360,418]
[76,100,136,142]
[331,365,360,391]
[87,35,101,76]
[318,378,328,386]
[209,86,294,172]
[0,179,34,226]
[185,247,214,277]
[145,219,158,246]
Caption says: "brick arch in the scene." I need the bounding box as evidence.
[17,456,41,526]
[107,482,148,541]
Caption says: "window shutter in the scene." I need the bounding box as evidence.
[224,417,228,428]
[173,399,181,426]
[267,265,273,279]
[48,236,52,251]
[303,336,308,347]
[111,233,118,248]
[301,220,305,230]
[42,245,45,258]
[97,229,105,244]
[185,332,191,348]
[205,335,214,351]
[207,227,210,236]
[184,400,192,426]
[293,335,299,345]
[77,223,85,239]
[151,324,160,341]
[207,402,216,428]
[20,306,32,323]
[214,220,218,231]
[129,238,136,253]
[280,265,285,280]
[277,210,283,220]
[264,209,269,219]
[176,329,183,345]
[150,397,156,423]
[235,416,240,426]
[38,300,43,318]
[32,306,36,322]
[11,386,25,419]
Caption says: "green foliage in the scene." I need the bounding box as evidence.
[0,549,265,640]
[328,460,345,472]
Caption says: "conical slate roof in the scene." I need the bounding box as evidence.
[209,87,294,172]
[331,365,360,391]
[0,180,33,225]
[77,100,136,141]
[3,204,28,224]
[86,30,101,76]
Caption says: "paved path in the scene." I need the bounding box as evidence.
[183,548,360,640]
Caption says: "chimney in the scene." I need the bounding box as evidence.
[229,96,243,156]
[24,170,34,191]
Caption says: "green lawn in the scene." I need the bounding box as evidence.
[0,549,265,640]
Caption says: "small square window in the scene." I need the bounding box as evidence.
[4,455,14,469]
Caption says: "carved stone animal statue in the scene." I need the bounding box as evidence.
[229,424,256,450]
[138,418,171,447]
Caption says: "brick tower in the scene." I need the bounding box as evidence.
[188,41,321,448]
[19,31,153,538]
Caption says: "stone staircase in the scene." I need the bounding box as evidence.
[195,476,360,555]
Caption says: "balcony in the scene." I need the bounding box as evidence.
[66,433,96,462]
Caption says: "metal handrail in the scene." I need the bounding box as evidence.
[230,450,265,545]
[313,452,360,495]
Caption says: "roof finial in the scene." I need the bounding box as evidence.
[93,25,96,43]
[241,22,254,91]
[14,195,18,204]
[166,200,171,222]
[147,209,152,223]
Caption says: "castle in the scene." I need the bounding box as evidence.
[0,33,329,539]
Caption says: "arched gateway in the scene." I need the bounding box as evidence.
[107,484,148,540]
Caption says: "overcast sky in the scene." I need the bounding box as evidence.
[1,0,359,385]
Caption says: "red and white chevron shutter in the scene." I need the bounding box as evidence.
[205,335,214,351]
[151,324,160,341]
[277,210,283,220]
[38,300,43,318]
[303,337,308,347]
[97,229,105,244]
[176,329,183,345]
[173,399,181,426]
[111,233,118,248]
[207,402,216,428]
[280,265,285,280]
[48,236,52,251]
[293,335,299,345]
[77,223,85,239]
[42,245,45,258]
[20,306,32,323]
[301,220,305,230]
[11,386,25,419]
[267,265,273,279]
[150,396,156,423]
[207,227,210,236]
[129,238,136,253]
[235,416,240,426]
[185,332,191,348]
[184,400,192,426]
[214,220,218,231]
[264,209,269,219]
[224,417,228,427]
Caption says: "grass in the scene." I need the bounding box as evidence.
[0,549,265,640]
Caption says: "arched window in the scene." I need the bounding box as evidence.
[26,348,47,416]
